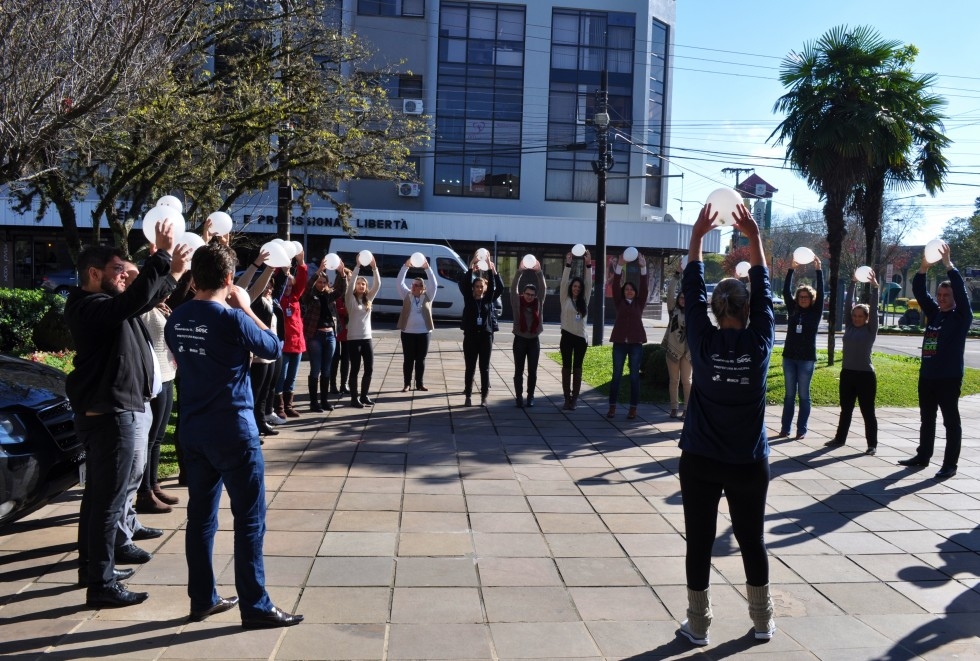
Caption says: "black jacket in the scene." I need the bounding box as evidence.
[65,251,176,414]
[459,270,503,334]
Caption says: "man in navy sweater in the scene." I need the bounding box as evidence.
[165,242,302,629]
[899,243,972,480]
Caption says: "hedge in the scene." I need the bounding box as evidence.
[0,288,74,354]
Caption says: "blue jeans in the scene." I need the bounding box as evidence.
[307,330,336,380]
[275,352,302,394]
[183,432,273,617]
[116,402,151,546]
[610,342,643,407]
[781,358,815,435]
[76,409,141,588]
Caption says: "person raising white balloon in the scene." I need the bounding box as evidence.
[777,251,823,439]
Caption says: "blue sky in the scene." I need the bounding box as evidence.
[668,0,980,246]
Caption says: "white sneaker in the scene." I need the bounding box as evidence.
[266,413,287,426]
[754,622,776,640]
[678,620,709,646]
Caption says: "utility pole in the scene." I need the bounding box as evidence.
[722,167,753,248]
[591,70,613,347]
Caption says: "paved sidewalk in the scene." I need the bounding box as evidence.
[3,333,980,660]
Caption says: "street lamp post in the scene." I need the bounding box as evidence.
[591,71,612,347]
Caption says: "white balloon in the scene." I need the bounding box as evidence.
[735,261,751,278]
[704,188,744,226]
[475,248,490,261]
[176,232,205,254]
[142,206,185,244]
[623,247,638,262]
[291,241,304,257]
[260,241,291,268]
[793,246,815,265]
[410,252,426,268]
[206,211,233,236]
[854,265,873,283]
[156,195,183,214]
[324,253,341,270]
[357,249,373,266]
[476,259,489,271]
[521,254,536,269]
[273,238,298,259]
[571,243,586,257]
[924,239,944,264]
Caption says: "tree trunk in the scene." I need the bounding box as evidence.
[824,192,848,366]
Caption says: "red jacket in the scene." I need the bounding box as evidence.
[609,270,649,344]
[280,263,307,354]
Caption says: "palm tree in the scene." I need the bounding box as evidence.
[770,25,949,364]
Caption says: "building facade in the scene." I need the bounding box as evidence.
[2,0,719,319]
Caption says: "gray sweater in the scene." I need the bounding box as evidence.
[841,283,878,372]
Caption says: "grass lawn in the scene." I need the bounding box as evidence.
[550,346,980,408]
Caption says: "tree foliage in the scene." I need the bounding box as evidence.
[770,25,949,363]
[0,0,196,186]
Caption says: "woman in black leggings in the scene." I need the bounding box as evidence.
[677,202,775,647]
[558,249,593,410]
[459,256,503,407]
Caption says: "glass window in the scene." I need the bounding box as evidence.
[402,0,424,16]
[435,2,526,198]
[436,257,465,283]
[357,0,396,16]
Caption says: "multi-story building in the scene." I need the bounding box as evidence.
[2,0,719,319]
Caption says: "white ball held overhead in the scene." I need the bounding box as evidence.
[357,249,373,267]
[793,246,815,265]
[410,252,426,268]
[704,188,743,226]
[260,241,291,268]
[324,253,341,270]
[571,243,586,257]
[622,246,638,262]
[291,241,304,257]
[156,195,183,214]
[476,259,489,271]
[475,248,490,261]
[206,211,232,236]
[142,206,185,244]
[735,261,751,278]
[854,265,873,283]
[274,239,298,259]
[176,232,205,255]
[924,239,943,264]
[521,254,536,269]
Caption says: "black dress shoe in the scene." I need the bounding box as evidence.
[349,398,364,409]
[526,396,535,408]
[865,447,877,456]
[132,527,164,541]
[86,583,149,608]
[935,466,957,480]
[241,605,304,630]
[189,595,240,622]
[360,395,375,406]
[898,456,929,467]
[78,567,135,586]
[115,543,152,564]
[823,438,845,448]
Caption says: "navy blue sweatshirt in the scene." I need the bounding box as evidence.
[680,263,774,463]
[913,268,971,380]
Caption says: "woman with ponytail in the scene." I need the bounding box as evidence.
[559,250,593,410]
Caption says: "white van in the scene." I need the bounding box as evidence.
[326,239,470,320]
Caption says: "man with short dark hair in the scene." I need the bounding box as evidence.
[899,242,972,480]
[165,242,303,629]
[66,221,186,608]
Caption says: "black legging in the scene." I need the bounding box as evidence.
[836,368,877,447]
[140,380,174,494]
[347,338,374,398]
[679,452,770,590]
[559,330,588,370]
[249,361,277,427]
[463,331,493,397]
[512,335,540,397]
[330,339,350,390]
[401,332,431,388]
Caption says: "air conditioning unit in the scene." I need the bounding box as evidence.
[402,99,424,115]
[398,182,421,197]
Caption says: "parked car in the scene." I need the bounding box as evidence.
[36,269,78,297]
[0,354,83,527]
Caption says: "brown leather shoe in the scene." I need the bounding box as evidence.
[153,488,179,505]
[135,491,171,514]
[627,406,638,420]
[606,405,616,418]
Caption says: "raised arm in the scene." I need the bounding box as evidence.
[367,257,381,301]
[397,263,411,299]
